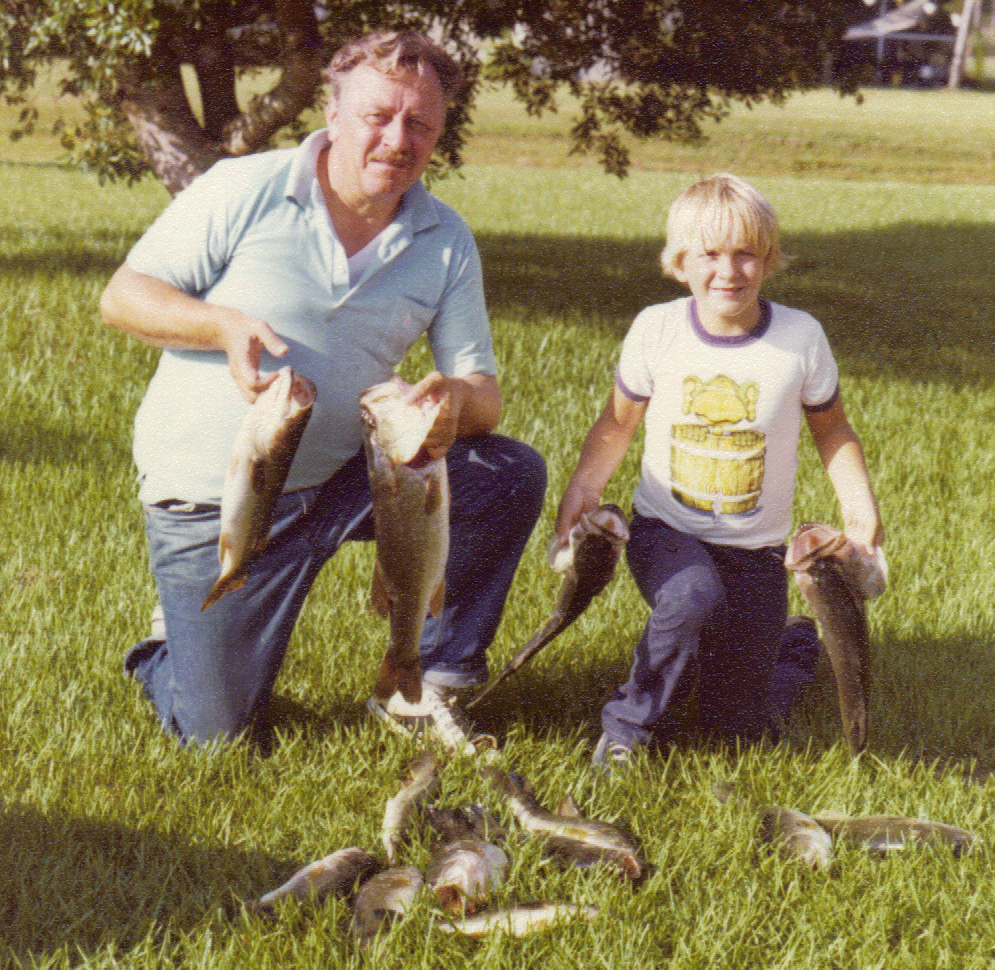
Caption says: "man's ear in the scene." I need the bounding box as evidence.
[323,96,338,131]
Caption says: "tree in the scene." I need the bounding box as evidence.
[0,0,865,195]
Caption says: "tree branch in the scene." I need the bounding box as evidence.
[220,0,323,157]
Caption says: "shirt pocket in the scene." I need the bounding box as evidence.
[379,296,436,365]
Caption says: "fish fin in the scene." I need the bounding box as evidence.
[201,570,246,611]
[429,579,445,617]
[370,561,392,618]
[374,654,423,705]
[555,795,582,818]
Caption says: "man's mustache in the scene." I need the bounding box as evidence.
[371,150,414,168]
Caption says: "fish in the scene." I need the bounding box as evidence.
[381,751,439,865]
[423,803,507,844]
[426,836,509,915]
[467,504,630,709]
[785,522,887,756]
[361,376,449,704]
[246,847,378,918]
[813,812,980,856]
[758,806,833,870]
[202,366,316,611]
[436,902,600,937]
[480,767,644,878]
[350,865,424,943]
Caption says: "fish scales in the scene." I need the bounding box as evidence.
[759,806,833,869]
[437,902,600,937]
[481,767,641,858]
[247,847,378,917]
[381,751,438,865]
[202,367,315,611]
[814,812,980,855]
[361,377,449,704]
[427,836,508,915]
[468,504,629,709]
[786,522,885,756]
[350,865,423,943]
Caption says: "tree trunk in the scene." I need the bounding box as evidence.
[116,0,323,195]
[948,0,982,89]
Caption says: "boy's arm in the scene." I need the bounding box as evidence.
[555,384,647,543]
[805,397,884,549]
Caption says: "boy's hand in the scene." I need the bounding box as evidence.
[554,481,601,546]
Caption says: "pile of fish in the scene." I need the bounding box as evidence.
[715,781,980,870]
[785,522,889,756]
[468,503,630,710]
[247,751,648,943]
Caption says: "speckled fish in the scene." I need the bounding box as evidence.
[423,803,507,843]
[427,836,508,915]
[437,902,600,937]
[468,504,629,709]
[758,806,833,870]
[202,367,316,611]
[381,751,439,865]
[350,865,423,944]
[246,847,378,918]
[813,811,980,856]
[480,767,643,875]
[785,522,887,756]
[361,376,449,704]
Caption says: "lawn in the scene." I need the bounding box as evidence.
[2,80,995,968]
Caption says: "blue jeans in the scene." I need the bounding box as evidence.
[128,435,546,744]
[601,515,818,748]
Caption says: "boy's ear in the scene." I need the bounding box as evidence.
[670,253,688,283]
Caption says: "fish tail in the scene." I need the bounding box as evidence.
[374,653,423,704]
[201,570,246,611]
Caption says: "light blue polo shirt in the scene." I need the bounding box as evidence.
[127,129,496,505]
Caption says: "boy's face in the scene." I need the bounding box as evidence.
[674,237,768,335]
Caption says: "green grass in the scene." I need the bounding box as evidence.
[4,85,995,968]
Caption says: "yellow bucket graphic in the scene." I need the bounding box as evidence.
[670,425,765,515]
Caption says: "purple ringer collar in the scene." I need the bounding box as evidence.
[689,298,772,345]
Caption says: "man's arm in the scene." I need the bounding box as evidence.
[100,264,288,402]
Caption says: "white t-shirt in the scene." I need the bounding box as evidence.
[616,297,839,549]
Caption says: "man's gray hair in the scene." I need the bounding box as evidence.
[324,30,464,100]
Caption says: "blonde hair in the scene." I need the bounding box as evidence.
[660,174,786,279]
[324,30,464,101]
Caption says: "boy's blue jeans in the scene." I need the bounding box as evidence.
[601,515,819,749]
[127,435,546,744]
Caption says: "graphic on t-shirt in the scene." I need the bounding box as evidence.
[670,375,765,516]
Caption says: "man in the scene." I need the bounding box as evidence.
[101,30,546,750]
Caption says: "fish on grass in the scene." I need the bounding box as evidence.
[361,376,449,705]
[785,522,888,756]
[381,751,439,865]
[427,836,509,915]
[423,803,507,844]
[480,767,647,881]
[202,367,316,611]
[813,812,980,856]
[246,847,378,918]
[468,504,629,709]
[436,902,600,938]
[758,806,834,870]
[350,865,423,944]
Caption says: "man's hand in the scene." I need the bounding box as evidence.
[217,313,289,403]
[406,371,463,459]
[554,480,600,547]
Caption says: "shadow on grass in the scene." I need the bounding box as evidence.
[477,220,995,384]
[0,225,129,275]
[0,420,129,466]
[0,807,287,965]
[468,628,995,775]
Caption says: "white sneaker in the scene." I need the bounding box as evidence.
[367,683,492,756]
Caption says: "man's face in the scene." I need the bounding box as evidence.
[324,62,446,210]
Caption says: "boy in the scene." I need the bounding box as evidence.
[554,174,883,771]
